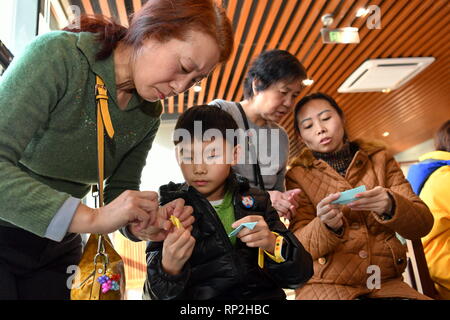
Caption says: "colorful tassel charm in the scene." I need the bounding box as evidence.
[97,270,120,293]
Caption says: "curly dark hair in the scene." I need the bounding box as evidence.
[243,49,307,99]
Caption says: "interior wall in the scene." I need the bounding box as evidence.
[0,0,39,56]
[394,139,435,175]
[140,121,184,194]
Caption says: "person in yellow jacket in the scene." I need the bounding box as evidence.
[407,120,450,299]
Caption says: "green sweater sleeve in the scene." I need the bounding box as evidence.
[0,33,73,236]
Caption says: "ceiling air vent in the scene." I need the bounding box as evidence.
[338,57,435,93]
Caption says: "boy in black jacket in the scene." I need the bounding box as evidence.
[144,105,313,300]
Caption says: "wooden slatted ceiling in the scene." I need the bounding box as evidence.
[55,0,450,157]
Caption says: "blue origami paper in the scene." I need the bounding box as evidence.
[331,185,366,205]
[228,222,258,237]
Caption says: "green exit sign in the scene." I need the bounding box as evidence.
[321,28,360,44]
[329,31,341,42]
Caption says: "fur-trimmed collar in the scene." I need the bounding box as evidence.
[289,139,387,168]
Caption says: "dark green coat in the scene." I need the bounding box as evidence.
[0,31,161,236]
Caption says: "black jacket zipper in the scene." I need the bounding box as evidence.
[192,187,246,290]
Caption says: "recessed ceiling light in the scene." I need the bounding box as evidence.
[382,132,390,137]
[382,88,391,93]
[356,8,369,17]
[302,79,314,86]
[193,85,202,92]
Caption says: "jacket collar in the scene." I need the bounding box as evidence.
[75,32,144,111]
[290,139,387,169]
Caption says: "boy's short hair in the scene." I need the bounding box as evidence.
[173,105,239,146]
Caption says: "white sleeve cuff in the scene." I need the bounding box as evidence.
[44,197,81,242]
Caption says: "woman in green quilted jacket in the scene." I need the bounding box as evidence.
[0,0,233,299]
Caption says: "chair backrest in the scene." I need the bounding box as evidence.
[402,238,440,299]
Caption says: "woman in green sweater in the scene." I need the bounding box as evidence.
[0,0,233,299]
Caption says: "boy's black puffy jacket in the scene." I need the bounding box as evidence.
[143,175,313,300]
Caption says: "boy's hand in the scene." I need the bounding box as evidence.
[164,198,195,230]
[232,216,277,253]
[161,227,196,275]
[129,198,195,241]
[128,205,170,242]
